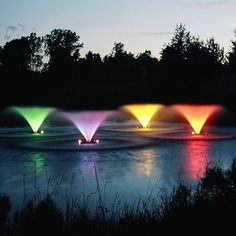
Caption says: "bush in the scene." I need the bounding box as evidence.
[3,160,236,235]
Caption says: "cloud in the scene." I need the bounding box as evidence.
[3,24,26,41]
[6,26,18,31]
[17,23,25,31]
[136,31,172,36]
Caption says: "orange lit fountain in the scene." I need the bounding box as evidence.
[122,104,163,129]
[173,105,222,135]
[143,104,236,140]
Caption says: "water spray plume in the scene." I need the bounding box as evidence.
[174,105,222,134]
[65,111,112,142]
[122,104,163,128]
[11,106,55,133]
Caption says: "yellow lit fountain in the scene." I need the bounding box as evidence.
[122,104,163,129]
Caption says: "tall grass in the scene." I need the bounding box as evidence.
[1,160,236,235]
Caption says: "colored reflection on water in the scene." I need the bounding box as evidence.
[32,152,45,175]
[184,141,210,180]
[136,149,156,177]
[80,151,99,173]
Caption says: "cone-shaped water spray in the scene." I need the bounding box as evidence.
[11,106,55,133]
[122,104,163,128]
[173,105,222,134]
[65,111,112,142]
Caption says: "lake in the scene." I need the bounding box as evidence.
[0,121,236,209]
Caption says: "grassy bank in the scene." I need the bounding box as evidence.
[1,160,236,235]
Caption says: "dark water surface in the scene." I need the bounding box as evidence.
[0,123,236,208]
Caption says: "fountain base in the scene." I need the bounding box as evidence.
[191,131,208,136]
[0,127,73,139]
[78,138,100,145]
[13,134,152,151]
[33,130,44,135]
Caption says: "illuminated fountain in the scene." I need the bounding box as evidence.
[65,111,112,145]
[11,110,153,151]
[173,105,222,136]
[140,104,236,140]
[122,104,163,129]
[11,106,55,134]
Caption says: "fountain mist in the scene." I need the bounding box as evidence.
[65,111,112,142]
[173,105,222,134]
[11,106,55,133]
[122,104,163,128]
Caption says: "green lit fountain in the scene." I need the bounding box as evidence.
[11,106,55,133]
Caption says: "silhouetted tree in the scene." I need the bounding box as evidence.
[158,24,225,102]
[158,24,192,98]
[185,37,224,77]
[2,38,29,71]
[0,25,235,110]
[105,42,134,64]
[185,36,205,66]
[1,33,43,72]
[228,31,236,73]
[160,24,191,64]
[0,46,3,66]
[103,42,137,84]
[136,50,158,64]
[85,51,102,63]
[79,51,104,83]
[111,42,125,56]
[205,38,224,65]
[44,29,83,71]
[27,33,44,71]
[136,50,159,83]
[161,25,224,73]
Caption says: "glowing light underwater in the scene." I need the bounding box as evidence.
[65,111,112,142]
[122,104,163,128]
[11,107,55,133]
[173,105,222,135]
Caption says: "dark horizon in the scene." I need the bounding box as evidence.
[0,24,236,113]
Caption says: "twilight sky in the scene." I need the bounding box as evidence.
[0,0,236,57]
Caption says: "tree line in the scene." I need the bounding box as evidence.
[0,24,236,110]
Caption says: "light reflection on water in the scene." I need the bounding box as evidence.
[32,152,45,175]
[1,127,236,208]
[184,141,210,180]
[136,149,156,177]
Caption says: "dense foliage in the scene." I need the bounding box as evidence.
[0,24,236,110]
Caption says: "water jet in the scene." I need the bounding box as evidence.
[65,111,112,144]
[121,104,163,129]
[78,138,100,145]
[10,106,55,134]
[173,104,222,135]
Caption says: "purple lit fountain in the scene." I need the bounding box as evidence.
[65,111,112,144]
